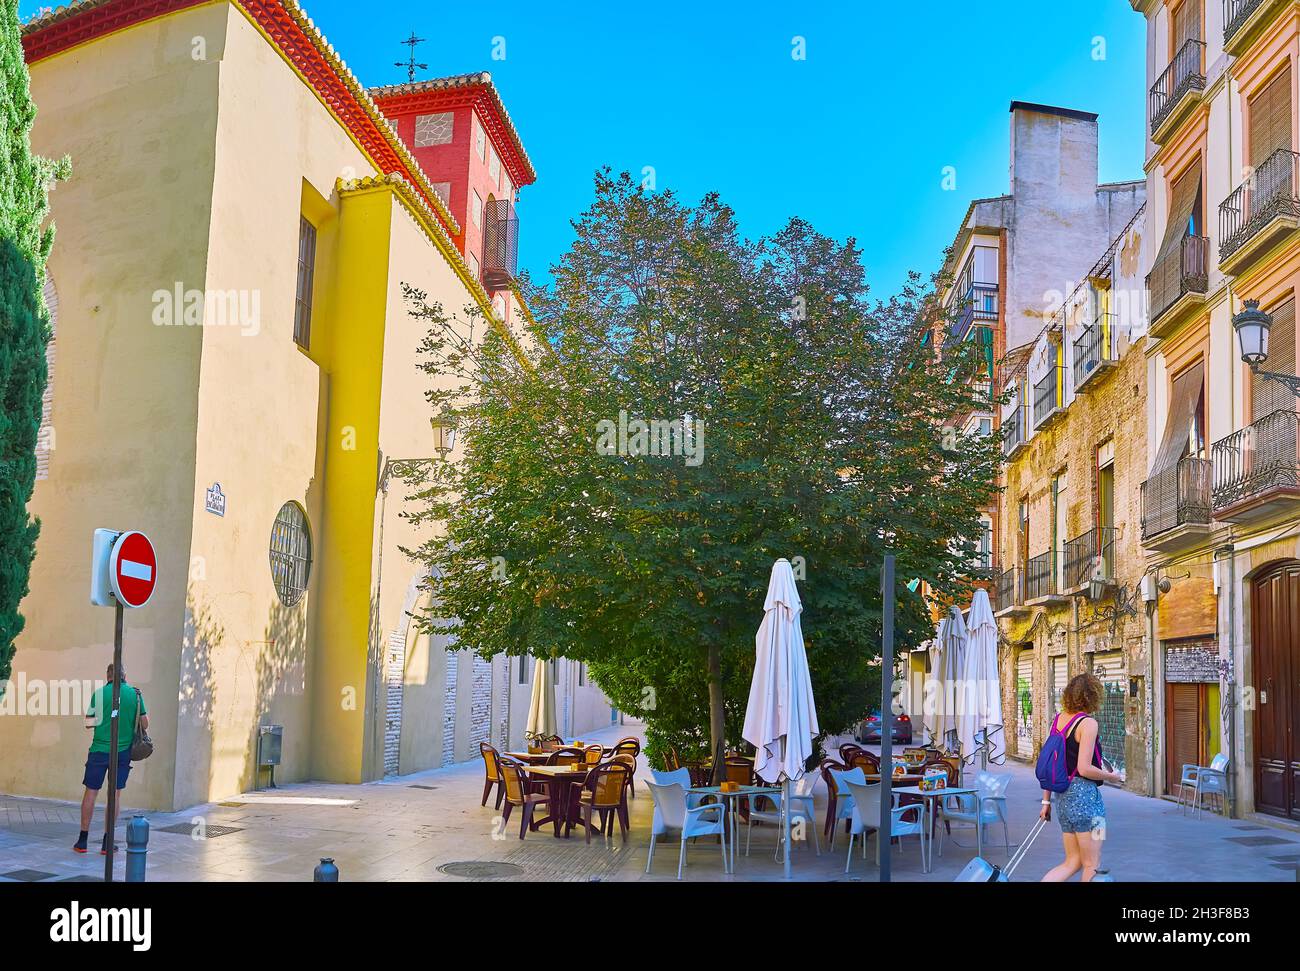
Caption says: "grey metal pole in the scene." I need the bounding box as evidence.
[104,601,123,882]
[125,815,148,882]
[879,555,895,882]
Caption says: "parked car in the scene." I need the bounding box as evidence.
[857,710,913,745]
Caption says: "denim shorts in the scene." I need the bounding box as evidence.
[1054,777,1105,835]
[83,749,131,791]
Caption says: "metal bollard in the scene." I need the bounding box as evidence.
[314,857,339,882]
[125,815,149,883]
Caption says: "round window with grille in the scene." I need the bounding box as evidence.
[269,501,312,606]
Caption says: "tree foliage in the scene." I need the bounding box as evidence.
[0,0,69,686]
[401,170,997,767]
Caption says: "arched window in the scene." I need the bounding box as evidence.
[36,275,57,480]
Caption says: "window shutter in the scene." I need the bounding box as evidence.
[1169,684,1202,784]
[1250,65,1292,168]
[1253,298,1295,423]
[1172,0,1200,49]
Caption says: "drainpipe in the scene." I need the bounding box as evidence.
[1146,592,1157,799]
[1221,542,1239,818]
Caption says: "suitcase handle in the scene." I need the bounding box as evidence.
[1002,815,1049,879]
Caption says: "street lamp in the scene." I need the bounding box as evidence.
[431,409,458,458]
[1234,299,1300,395]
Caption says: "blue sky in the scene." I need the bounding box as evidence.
[22,1,1148,299]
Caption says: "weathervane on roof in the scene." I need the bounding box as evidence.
[395,32,428,83]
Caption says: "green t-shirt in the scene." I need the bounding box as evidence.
[88,683,145,754]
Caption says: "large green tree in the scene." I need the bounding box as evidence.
[401,170,996,770]
[0,0,69,687]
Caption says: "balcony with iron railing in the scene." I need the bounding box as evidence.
[1062,526,1117,592]
[1150,39,1206,142]
[1141,456,1212,551]
[1224,0,1288,56]
[1002,400,1027,459]
[481,197,520,291]
[1147,235,1209,337]
[994,567,1018,613]
[1219,149,1300,272]
[1032,366,1065,429]
[1212,409,1300,525]
[1072,311,1118,392]
[953,282,999,343]
[1024,550,1061,603]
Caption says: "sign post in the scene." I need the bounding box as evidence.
[91,530,156,882]
[879,553,895,883]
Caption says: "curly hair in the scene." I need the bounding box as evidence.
[1061,672,1103,714]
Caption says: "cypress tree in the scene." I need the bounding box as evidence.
[0,0,69,688]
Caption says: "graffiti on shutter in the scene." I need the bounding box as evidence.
[1016,653,1034,758]
[1093,651,1127,778]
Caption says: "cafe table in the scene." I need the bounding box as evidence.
[521,763,590,837]
[686,784,775,873]
[891,785,980,873]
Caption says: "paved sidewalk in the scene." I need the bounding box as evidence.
[1,725,1297,882]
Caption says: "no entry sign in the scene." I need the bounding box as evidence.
[108,531,157,609]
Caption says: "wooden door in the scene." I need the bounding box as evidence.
[1251,562,1300,818]
[1166,683,1206,795]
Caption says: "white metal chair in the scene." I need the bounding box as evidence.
[937,770,1012,857]
[645,780,729,879]
[827,766,867,850]
[1177,753,1228,815]
[745,776,821,860]
[842,779,926,873]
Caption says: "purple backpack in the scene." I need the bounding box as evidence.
[1035,712,1102,793]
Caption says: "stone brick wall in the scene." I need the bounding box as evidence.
[442,650,458,767]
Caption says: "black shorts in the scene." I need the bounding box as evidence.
[83,749,131,791]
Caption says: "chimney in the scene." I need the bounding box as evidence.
[1008,102,1100,208]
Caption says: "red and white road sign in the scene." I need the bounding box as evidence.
[108,531,157,609]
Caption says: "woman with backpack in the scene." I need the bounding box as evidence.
[1038,673,1122,882]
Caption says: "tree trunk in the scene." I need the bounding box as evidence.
[707,643,726,785]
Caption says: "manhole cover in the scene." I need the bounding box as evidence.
[1224,835,1296,847]
[407,785,438,790]
[156,822,242,839]
[437,861,524,880]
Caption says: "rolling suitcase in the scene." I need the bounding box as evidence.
[953,816,1048,882]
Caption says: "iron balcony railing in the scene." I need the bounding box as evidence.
[1147,235,1209,323]
[1224,0,1273,46]
[1072,311,1117,389]
[1002,401,1026,457]
[1220,149,1300,261]
[1212,409,1300,510]
[1025,550,1057,601]
[481,197,519,290]
[1033,366,1064,428]
[954,282,999,342]
[1141,456,1212,539]
[1150,38,1206,136]
[996,567,1022,612]
[1062,526,1117,590]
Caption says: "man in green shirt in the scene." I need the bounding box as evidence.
[74,663,147,854]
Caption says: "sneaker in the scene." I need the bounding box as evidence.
[72,837,88,855]
[99,838,119,856]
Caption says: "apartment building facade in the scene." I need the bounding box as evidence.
[3,0,611,812]
[995,209,1155,795]
[1133,0,1300,820]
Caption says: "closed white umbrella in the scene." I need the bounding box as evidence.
[526,658,557,739]
[743,559,819,879]
[959,588,1005,768]
[925,618,949,746]
[939,606,968,754]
